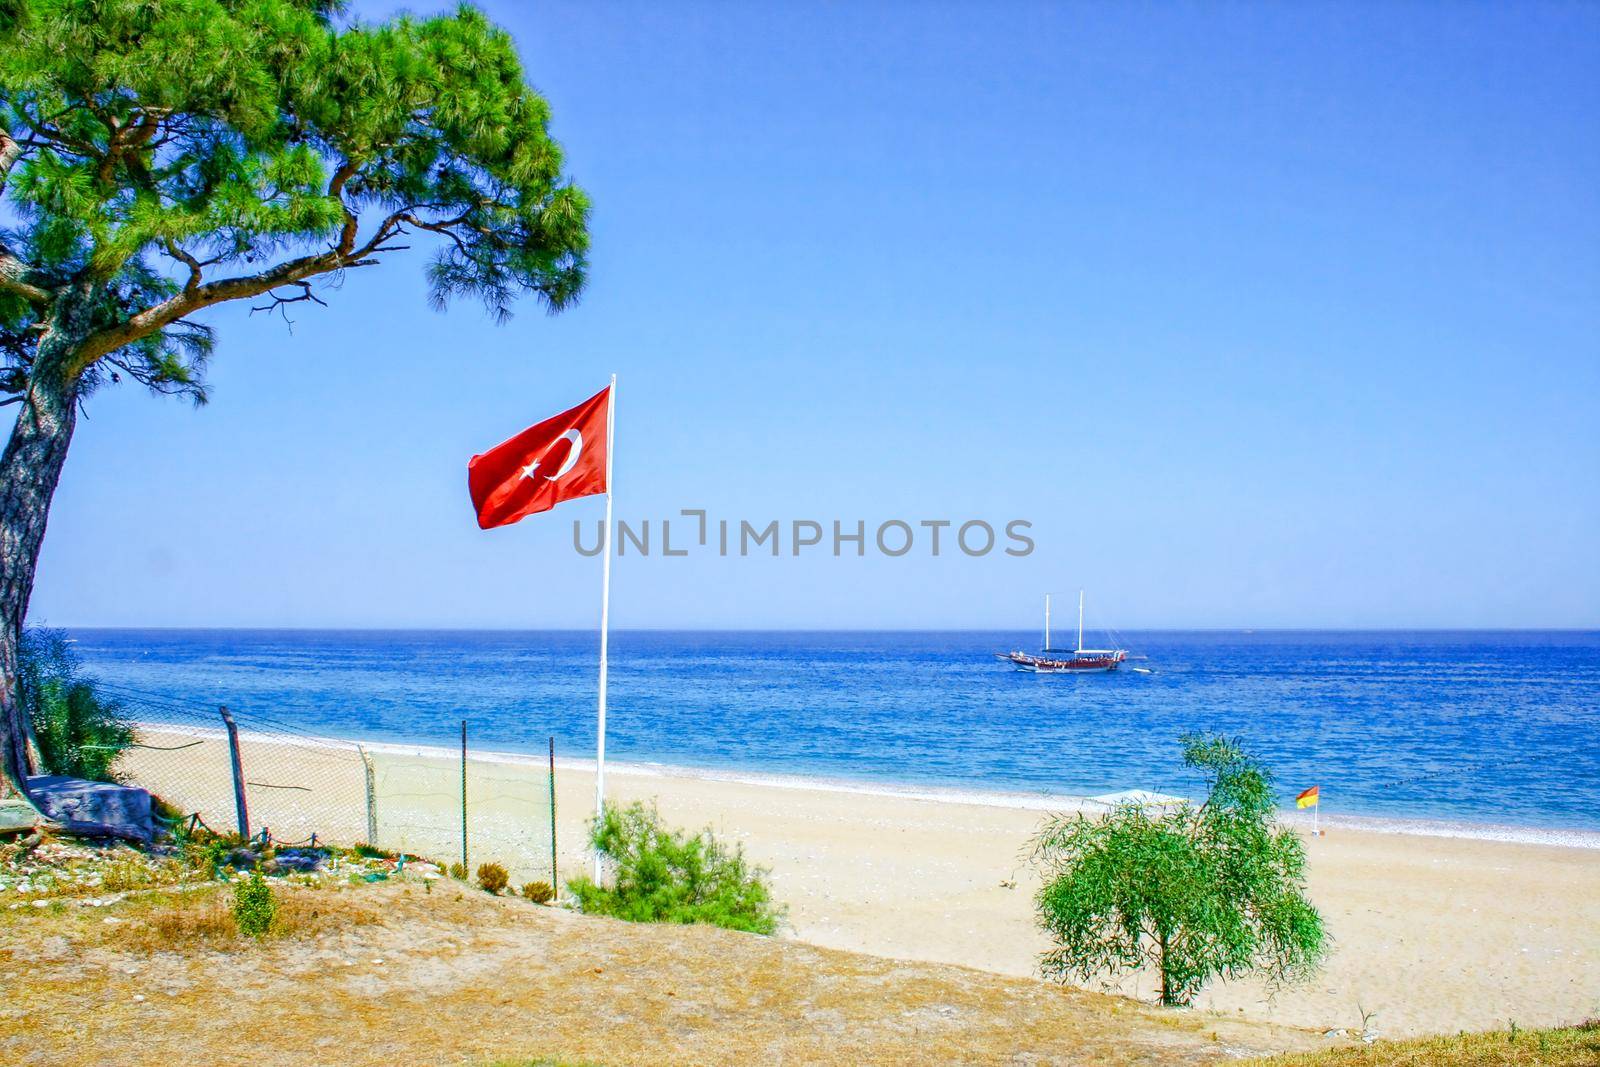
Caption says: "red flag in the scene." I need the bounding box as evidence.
[468,385,610,529]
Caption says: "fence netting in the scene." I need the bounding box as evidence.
[95,685,557,885]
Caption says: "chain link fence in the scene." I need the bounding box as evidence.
[97,685,558,886]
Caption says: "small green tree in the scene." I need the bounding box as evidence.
[568,801,783,935]
[1031,733,1326,1006]
[17,627,131,781]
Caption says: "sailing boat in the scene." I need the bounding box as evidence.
[996,591,1127,673]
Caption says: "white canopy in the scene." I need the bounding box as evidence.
[1087,789,1189,810]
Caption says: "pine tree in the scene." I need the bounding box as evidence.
[0,0,590,790]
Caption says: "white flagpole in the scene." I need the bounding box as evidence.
[593,373,616,882]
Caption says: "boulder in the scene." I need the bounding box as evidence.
[226,847,263,869]
[0,797,40,835]
[272,848,328,872]
[25,776,154,842]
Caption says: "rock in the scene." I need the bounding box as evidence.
[226,848,263,869]
[25,776,154,842]
[272,849,328,872]
[0,797,40,835]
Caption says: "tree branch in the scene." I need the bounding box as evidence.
[65,217,401,376]
[249,280,328,327]
[328,157,363,255]
[68,250,333,374]
[64,193,484,379]
[0,127,21,196]
[0,129,50,304]
[399,211,472,256]
[0,244,51,305]
[161,239,205,292]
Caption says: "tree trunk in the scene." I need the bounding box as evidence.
[0,292,90,795]
[1157,930,1176,1007]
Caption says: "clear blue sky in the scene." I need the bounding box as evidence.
[29,1,1600,630]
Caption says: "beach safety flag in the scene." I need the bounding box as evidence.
[1296,785,1320,808]
[468,384,611,530]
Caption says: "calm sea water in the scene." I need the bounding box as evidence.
[64,629,1600,831]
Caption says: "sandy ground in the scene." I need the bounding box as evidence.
[120,731,1600,1041]
[0,879,1325,1066]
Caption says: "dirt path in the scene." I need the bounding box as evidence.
[0,880,1327,1066]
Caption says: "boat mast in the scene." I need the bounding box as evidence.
[1044,594,1051,651]
[1077,589,1085,653]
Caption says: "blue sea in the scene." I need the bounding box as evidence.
[65,629,1600,833]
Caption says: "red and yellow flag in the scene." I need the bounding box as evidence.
[1296,785,1320,809]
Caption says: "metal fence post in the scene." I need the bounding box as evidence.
[220,706,249,839]
[459,720,468,872]
[548,736,558,887]
[359,745,377,848]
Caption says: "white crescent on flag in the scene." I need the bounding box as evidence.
[546,429,582,480]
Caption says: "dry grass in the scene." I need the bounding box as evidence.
[97,881,386,951]
[1253,1021,1600,1067]
[98,856,176,893]
[0,834,193,903]
[0,877,1329,1066]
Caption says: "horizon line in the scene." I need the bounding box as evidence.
[44,624,1600,635]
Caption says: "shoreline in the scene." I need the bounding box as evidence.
[135,718,1600,850]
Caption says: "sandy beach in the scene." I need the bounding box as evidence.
[564,760,1600,1040]
[121,729,1600,1041]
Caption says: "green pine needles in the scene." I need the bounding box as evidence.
[1031,733,1327,1006]
[0,0,591,392]
[568,802,784,935]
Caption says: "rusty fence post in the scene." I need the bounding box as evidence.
[220,706,249,839]
[548,736,558,887]
[460,720,468,873]
[359,745,377,848]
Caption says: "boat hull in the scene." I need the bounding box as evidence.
[997,650,1126,673]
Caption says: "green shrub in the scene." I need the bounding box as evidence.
[520,880,554,904]
[476,862,509,894]
[448,861,468,881]
[566,802,782,934]
[1031,733,1326,1006]
[232,868,277,938]
[18,628,133,781]
[185,835,231,878]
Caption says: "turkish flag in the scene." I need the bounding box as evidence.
[468,385,610,529]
